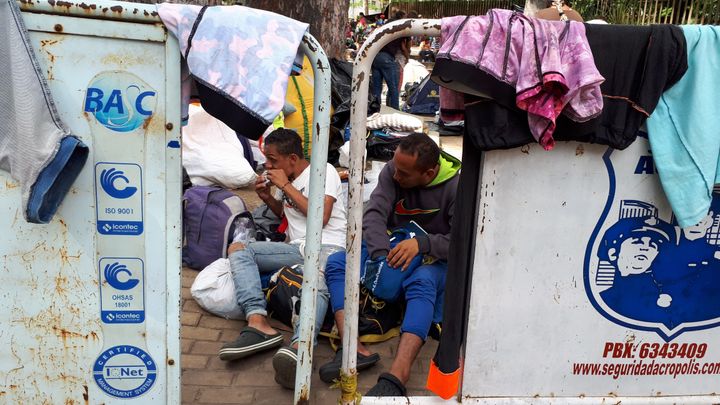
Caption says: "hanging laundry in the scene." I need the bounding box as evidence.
[157,4,308,140]
[647,25,720,228]
[456,23,688,151]
[0,0,89,224]
[433,10,604,150]
[584,23,687,149]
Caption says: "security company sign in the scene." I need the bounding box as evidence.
[93,345,156,398]
[95,162,143,235]
[462,135,720,398]
[99,257,145,324]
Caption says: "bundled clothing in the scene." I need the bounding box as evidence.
[0,0,88,224]
[446,22,688,151]
[647,25,720,228]
[157,4,308,140]
[434,10,604,150]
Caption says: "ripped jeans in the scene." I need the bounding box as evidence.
[229,241,344,343]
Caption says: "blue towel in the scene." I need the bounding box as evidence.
[647,25,720,228]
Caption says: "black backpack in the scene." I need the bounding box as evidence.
[265,266,403,344]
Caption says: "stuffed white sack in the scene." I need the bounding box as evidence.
[182,104,257,189]
[190,258,244,320]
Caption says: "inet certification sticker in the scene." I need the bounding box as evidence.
[95,162,143,235]
[93,345,157,399]
[99,257,145,324]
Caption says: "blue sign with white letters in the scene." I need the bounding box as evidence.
[93,345,156,398]
[99,257,145,324]
[95,162,143,236]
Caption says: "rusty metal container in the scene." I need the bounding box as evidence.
[0,0,181,402]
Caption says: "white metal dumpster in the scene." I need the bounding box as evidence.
[461,136,720,404]
[0,0,181,403]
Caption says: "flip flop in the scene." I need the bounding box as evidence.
[365,372,407,397]
[218,326,283,361]
[318,349,380,383]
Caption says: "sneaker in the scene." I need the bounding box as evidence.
[318,349,380,383]
[272,346,298,389]
[218,326,283,361]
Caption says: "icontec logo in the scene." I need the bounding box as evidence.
[100,168,138,199]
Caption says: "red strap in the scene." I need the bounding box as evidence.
[278,216,288,233]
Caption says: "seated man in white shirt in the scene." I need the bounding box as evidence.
[218,128,347,390]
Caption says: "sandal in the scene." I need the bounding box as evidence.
[218,326,283,361]
[318,349,380,383]
[365,372,407,397]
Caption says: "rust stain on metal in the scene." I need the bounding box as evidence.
[296,387,310,405]
[78,2,95,10]
[5,179,19,189]
[520,144,530,154]
[109,5,122,12]
[142,117,152,130]
[352,71,365,93]
[167,358,175,365]
[47,0,54,5]
[362,20,413,59]
[82,385,89,403]
[575,145,585,156]
[301,36,317,52]
[53,24,63,33]
[165,122,173,130]
[56,1,73,7]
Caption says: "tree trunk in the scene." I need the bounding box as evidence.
[246,0,350,60]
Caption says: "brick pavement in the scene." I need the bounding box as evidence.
[181,267,438,404]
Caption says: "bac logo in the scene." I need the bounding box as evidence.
[84,72,157,133]
[100,167,137,199]
[104,262,139,291]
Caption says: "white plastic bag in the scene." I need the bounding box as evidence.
[190,258,244,320]
[182,104,257,189]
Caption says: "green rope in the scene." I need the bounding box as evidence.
[291,76,311,159]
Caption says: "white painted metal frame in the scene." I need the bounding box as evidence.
[294,34,332,404]
[346,19,440,404]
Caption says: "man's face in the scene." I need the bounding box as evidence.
[613,236,660,276]
[392,149,433,189]
[263,144,295,177]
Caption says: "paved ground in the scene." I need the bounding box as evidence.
[180,134,462,404]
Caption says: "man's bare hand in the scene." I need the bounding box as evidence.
[387,238,419,270]
[266,169,290,189]
[255,175,272,201]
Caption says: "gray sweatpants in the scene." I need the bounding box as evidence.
[0,0,88,223]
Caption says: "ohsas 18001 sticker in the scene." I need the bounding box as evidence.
[93,345,157,398]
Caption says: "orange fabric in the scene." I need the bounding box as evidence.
[426,359,460,400]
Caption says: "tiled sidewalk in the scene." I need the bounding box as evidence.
[180,267,438,404]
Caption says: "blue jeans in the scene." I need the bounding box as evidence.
[325,248,447,341]
[229,241,342,343]
[371,51,400,110]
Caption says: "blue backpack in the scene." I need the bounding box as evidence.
[361,226,425,302]
[182,186,252,270]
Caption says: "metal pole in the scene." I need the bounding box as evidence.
[293,33,332,405]
[343,18,440,405]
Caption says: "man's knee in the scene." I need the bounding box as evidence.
[227,242,247,256]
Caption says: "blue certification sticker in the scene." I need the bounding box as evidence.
[93,345,157,398]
